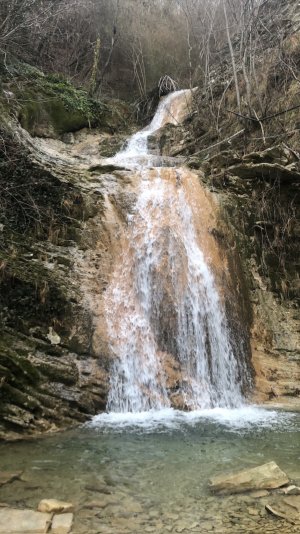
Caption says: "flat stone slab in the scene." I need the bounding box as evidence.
[38,499,73,513]
[209,461,289,494]
[51,513,73,534]
[0,471,22,487]
[0,508,51,533]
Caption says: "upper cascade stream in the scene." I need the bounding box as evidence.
[104,89,249,413]
[111,89,193,168]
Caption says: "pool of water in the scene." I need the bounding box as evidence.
[0,407,299,533]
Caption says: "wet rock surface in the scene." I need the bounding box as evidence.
[148,94,300,408]
[0,106,134,438]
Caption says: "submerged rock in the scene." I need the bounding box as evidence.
[209,462,289,494]
[0,471,22,487]
[248,489,269,498]
[266,495,300,524]
[82,496,120,509]
[283,495,300,513]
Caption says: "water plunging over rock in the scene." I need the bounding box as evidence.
[111,89,194,169]
[104,90,250,412]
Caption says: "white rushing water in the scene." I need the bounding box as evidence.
[92,406,295,432]
[104,89,248,415]
[111,89,192,168]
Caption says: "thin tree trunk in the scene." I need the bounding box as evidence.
[223,0,241,113]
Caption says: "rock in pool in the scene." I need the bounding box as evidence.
[209,461,289,494]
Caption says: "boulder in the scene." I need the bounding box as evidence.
[37,499,74,514]
[0,508,51,533]
[209,461,289,494]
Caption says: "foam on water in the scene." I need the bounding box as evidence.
[90,406,296,433]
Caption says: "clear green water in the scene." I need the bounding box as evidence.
[0,407,299,533]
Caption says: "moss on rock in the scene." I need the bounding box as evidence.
[0,62,133,138]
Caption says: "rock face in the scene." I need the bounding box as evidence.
[0,89,133,438]
[209,462,289,494]
[214,146,300,404]
[157,8,300,408]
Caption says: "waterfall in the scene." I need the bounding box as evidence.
[104,90,247,413]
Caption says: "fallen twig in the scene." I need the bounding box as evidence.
[227,103,300,123]
[282,143,300,161]
[187,129,245,159]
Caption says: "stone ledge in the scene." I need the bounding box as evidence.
[0,508,73,534]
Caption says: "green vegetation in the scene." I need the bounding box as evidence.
[0,62,132,137]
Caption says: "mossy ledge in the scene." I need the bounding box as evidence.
[0,61,132,138]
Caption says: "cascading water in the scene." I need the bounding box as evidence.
[104,89,248,413]
[111,89,192,168]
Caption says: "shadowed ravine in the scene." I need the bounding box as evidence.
[104,90,251,413]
